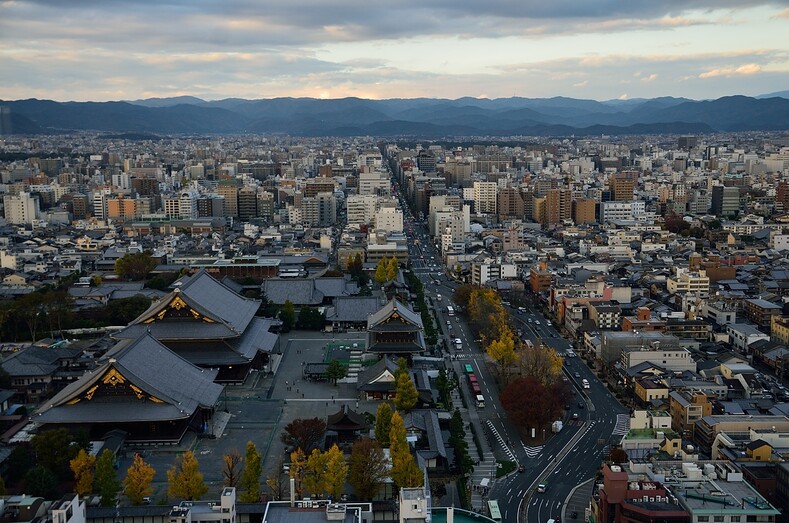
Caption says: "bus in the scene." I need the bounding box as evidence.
[487,500,502,522]
[446,305,455,316]
[464,363,474,374]
[468,374,481,395]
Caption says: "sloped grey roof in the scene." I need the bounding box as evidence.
[326,296,383,323]
[230,317,281,358]
[36,334,222,424]
[367,298,423,329]
[263,278,323,305]
[356,356,398,389]
[119,269,260,339]
[313,277,357,298]
[1,345,83,377]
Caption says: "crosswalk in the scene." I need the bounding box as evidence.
[612,414,630,435]
[523,445,544,458]
[485,419,516,461]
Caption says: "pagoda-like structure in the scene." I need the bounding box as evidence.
[35,334,222,444]
[366,298,425,357]
[115,269,279,382]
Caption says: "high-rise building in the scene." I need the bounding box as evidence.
[544,189,572,225]
[416,151,436,173]
[346,194,379,225]
[256,190,275,220]
[710,185,740,218]
[610,174,635,202]
[374,206,403,233]
[3,192,40,225]
[237,186,258,221]
[497,186,524,221]
[572,198,596,224]
[216,180,239,218]
[473,181,498,214]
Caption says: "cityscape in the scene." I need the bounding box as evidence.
[2,2,789,523]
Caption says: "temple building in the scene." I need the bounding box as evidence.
[115,269,280,382]
[366,299,426,358]
[35,334,223,444]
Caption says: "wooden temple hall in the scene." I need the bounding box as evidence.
[35,334,223,444]
[114,269,280,383]
[366,299,426,358]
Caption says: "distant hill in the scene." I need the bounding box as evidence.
[2,95,787,136]
[757,90,789,99]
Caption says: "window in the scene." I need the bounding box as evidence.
[698,517,709,522]
[714,517,725,522]
[731,517,741,522]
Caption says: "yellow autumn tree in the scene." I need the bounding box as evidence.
[389,411,407,456]
[385,256,399,281]
[69,448,96,498]
[323,444,348,499]
[167,450,208,501]
[124,453,155,506]
[289,448,308,499]
[519,343,564,386]
[488,330,517,367]
[303,448,328,497]
[390,447,423,489]
[374,259,388,284]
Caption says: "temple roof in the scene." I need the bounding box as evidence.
[367,298,423,330]
[326,405,369,432]
[35,334,222,424]
[116,269,260,341]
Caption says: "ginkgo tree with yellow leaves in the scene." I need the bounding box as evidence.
[167,450,208,501]
[124,453,155,506]
[69,448,96,498]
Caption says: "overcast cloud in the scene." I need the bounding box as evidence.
[1,0,788,101]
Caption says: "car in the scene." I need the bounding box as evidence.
[575,372,581,378]
[571,511,578,519]
[565,404,571,409]
[518,465,526,473]
[535,320,541,325]
[447,320,451,325]
[142,497,152,505]
[572,413,579,420]
[578,402,585,409]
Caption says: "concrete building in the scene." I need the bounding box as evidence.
[374,206,403,233]
[600,331,682,366]
[216,181,239,218]
[726,323,770,352]
[572,197,596,224]
[544,188,572,225]
[621,345,696,373]
[711,185,741,218]
[667,268,710,297]
[472,181,498,215]
[610,174,635,201]
[347,194,379,225]
[4,192,40,225]
[600,200,647,223]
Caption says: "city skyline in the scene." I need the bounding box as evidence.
[1,1,789,102]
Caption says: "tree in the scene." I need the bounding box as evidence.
[518,344,564,386]
[114,251,157,281]
[167,451,208,501]
[303,448,328,497]
[349,438,388,501]
[347,253,363,278]
[323,444,348,499]
[95,449,121,507]
[452,285,474,309]
[394,372,419,411]
[386,256,399,281]
[389,411,407,456]
[265,461,285,501]
[123,453,155,506]
[297,306,325,330]
[500,376,569,433]
[105,295,152,325]
[488,331,517,367]
[390,448,423,489]
[289,448,308,499]
[25,466,58,499]
[374,403,393,446]
[221,450,242,488]
[281,417,327,453]
[238,441,262,503]
[280,300,295,332]
[374,258,387,285]
[32,428,81,479]
[324,359,347,385]
[70,448,96,497]
[7,443,34,482]
[0,475,6,496]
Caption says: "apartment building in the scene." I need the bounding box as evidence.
[744,298,782,329]
[667,268,710,297]
[472,181,498,215]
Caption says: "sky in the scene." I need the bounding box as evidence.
[1,0,789,102]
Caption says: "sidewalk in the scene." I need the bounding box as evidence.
[561,478,594,522]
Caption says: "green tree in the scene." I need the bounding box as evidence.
[123,453,155,506]
[238,441,262,503]
[374,258,388,285]
[69,448,96,498]
[348,438,388,500]
[280,300,295,332]
[394,372,419,411]
[114,251,157,281]
[374,402,393,446]
[386,256,399,281]
[324,359,347,385]
[95,449,121,507]
[31,429,81,479]
[324,444,348,499]
[297,306,326,330]
[25,466,58,499]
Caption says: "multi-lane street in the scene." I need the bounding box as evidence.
[395,181,628,523]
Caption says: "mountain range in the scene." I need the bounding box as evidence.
[1,93,789,137]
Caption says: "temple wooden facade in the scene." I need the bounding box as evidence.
[115,269,279,382]
[35,334,223,444]
[366,299,426,357]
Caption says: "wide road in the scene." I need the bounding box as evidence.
[395,177,628,523]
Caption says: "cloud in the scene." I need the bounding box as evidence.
[573,81,588,87]
[699,63,763,78]
[772,7,789,18]
[618,93,629,100]
[641,73,659,82]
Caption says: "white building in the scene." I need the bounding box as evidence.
[374,206,403,233]
[472,181,498,215]
[726,323,770,352]
[358,171,389,196]
[3,192,40,225]
[346,194,379,225]
[600,200,647,223]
